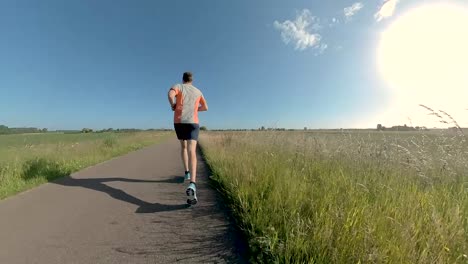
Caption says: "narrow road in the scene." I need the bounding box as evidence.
[0,138,244,263]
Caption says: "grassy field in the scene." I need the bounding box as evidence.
[0,132,171,199]
[200,130,468,263]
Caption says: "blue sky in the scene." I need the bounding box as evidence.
[0,0,466,130]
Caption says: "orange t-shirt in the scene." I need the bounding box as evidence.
[170,84,206,124]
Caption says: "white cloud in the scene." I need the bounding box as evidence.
[344,2,364,19]
[319,44,328,54]
[329,17,340,27]
[375,0,400,21]
[274,9,323,51]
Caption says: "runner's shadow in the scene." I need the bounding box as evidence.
[54,176,189,213]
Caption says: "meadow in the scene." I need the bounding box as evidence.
[200,129,468,263]
[0,131,171,199]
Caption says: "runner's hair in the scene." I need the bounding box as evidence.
[183,72,193,83]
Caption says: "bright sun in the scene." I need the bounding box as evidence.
[376,3,468,127]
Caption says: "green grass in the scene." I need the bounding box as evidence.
[0,131,171,199]
[200,131,468,263]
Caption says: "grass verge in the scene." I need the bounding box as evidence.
[0,132,171,199]
[200,131,468,263]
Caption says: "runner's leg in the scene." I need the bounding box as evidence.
[180,140,189,173]
[188,140,197,183]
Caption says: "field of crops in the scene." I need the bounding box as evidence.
[0,132,171,199]
[200,130,468,263]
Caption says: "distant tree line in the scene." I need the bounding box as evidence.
[210,129,255,131]
[259,126,299,131]
[377,124,429,131]
[83,128,175,133]
[209,128,299,132]
[0,125,178,135]
[0,125,47,135]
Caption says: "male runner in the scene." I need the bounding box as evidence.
[168,72,208,205]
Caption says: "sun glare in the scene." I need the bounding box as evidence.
[376,3,468,127]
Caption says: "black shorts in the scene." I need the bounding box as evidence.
[174,123,200,140]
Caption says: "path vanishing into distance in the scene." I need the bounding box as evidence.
[0,138,245,264]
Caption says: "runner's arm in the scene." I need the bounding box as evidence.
[168,87,177,111]
[198,96,208,112]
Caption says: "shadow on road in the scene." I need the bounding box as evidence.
[53,176,189,213]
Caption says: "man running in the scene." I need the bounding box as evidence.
[168,72,208,205]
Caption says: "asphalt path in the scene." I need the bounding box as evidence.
[0,138,245,264]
